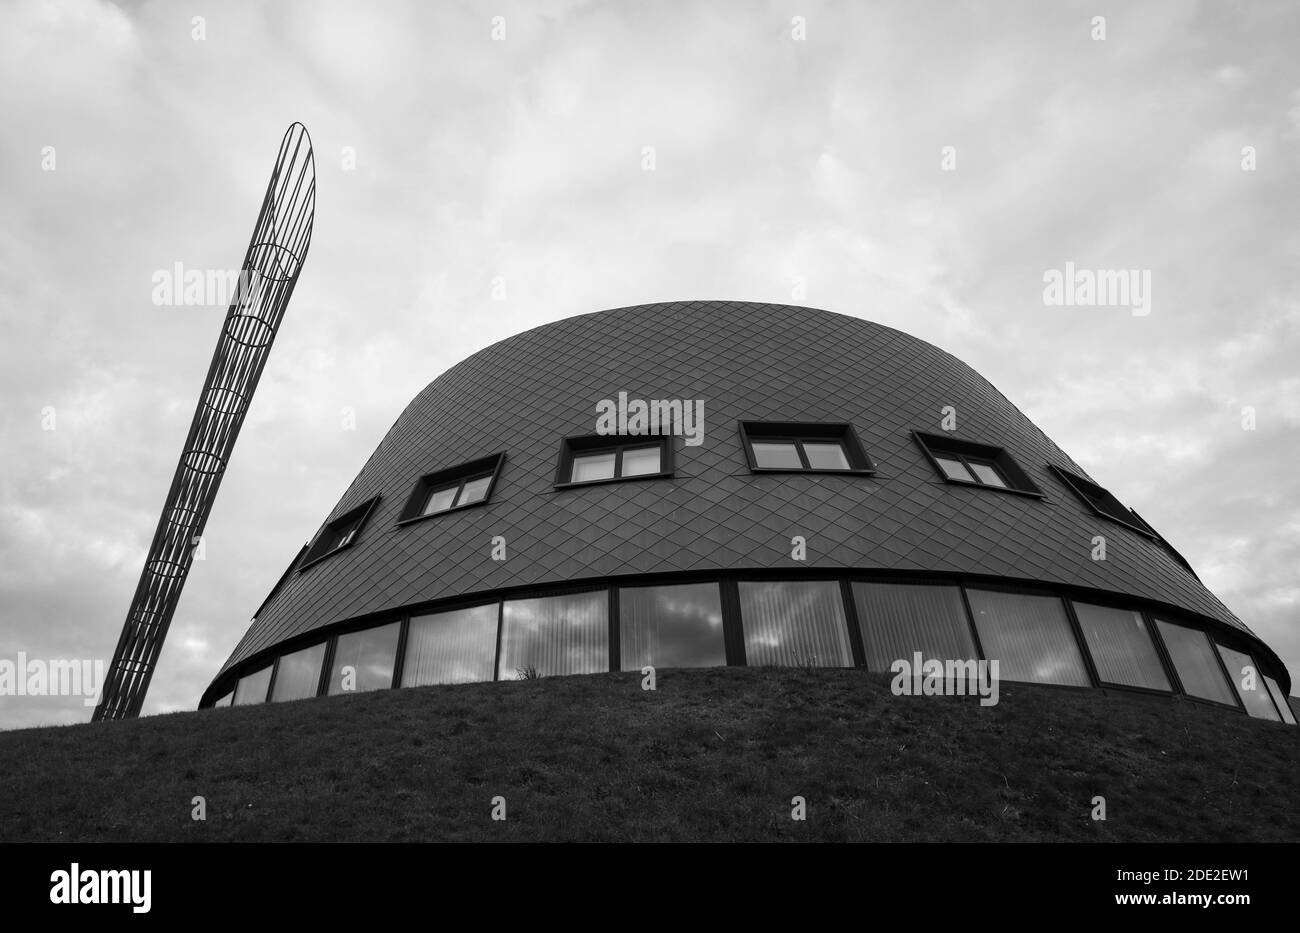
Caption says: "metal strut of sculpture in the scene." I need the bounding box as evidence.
[93,124,315,721]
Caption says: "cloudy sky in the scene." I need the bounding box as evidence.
[1,0,1297,729]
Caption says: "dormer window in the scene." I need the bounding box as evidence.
[555,436,673,488]
[398,453,505,525]
[739,422,875,474]
[298,496,380,572]
[1048,465,1156,537]
[912,432,1042,497]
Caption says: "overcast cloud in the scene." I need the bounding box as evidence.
[1,0,1297,729]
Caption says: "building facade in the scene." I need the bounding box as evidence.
[200,301,1295,724]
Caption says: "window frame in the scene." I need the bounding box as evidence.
[297,496,381,573]
[1150,617,1242,710]
[397,452,506,526]
[937,453,1005,486]
[1067,599,1174,695]
[617,580,728,672]
[553,434,674,489]
[201,567,1286,723]
[1214,640,1285,721]
[1048,464,1157,538]
[850,579,980,676]
[1263,676,1297,725]
[400,601,501,688]
[963,584,1093,687]
[736,577,857,668]
[268,641,328,703]
[738,421,876,475]
[325,619,403,696]
[232,664,274,705]
[496,587,611,679]
[911,431,1044,498]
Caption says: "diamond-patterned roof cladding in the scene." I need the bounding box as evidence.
[214,300,1267,679]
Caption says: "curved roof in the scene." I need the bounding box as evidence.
[214,300,1269,681]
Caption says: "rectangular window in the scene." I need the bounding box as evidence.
[619,582,726,671]
[270,643,326,702]
[966,589,1090,686]
[401,603,499,687]
[1263,676,1297,726]
[1216,644,1281,721]
[327,622,401,695]
[1072,603,1171,691]
[752,441,803,469]
[571,451,616,483]
[457,474,493,505]
[214,691,234,708]
[802,441,852,471]
[620,445,662,477]
[967,462,1007,488]
[851,582,978,673]
[555,436,672,487]
[1048,465,1157,538]
[739,422,874,474]
[422,486,458,515]
[912,432,1042,496]
[738,580,854,668]
[935,455,974,482]
[399,453,505,525]
[299,496,381,571]
[232,665,273,705]
[1154,620,1236,705]
[498,590,609,678]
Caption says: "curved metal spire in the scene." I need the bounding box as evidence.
[93,124,315,721]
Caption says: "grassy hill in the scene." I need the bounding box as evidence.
[1,667,1296,842]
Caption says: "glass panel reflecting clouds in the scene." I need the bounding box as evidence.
[214,691,233,708]
[620,582,725,671]
[1216,644,1281,721]
[803,441,850,470]
[967,589,1090,686]
[852,582,977,672]
[402,603,499,687]
[423,485,457,515]
[739,580,853,668]
[328,622,400,695]
[620,445,661,477]
[1073,603,1170,691]
[456,475,492,506]
[969,462,1006,487]
[233,665,272,705]
[1155,620,1236,705]
[271,642,326,702]
[571,451,616,483]
[498,591,608,678]
[935,456,974,482]
[752,441,802,469]
[1263,676,1296,725]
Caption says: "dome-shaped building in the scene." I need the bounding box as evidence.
[201,301,1295,724]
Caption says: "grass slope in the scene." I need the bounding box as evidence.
[1,667,1296,842]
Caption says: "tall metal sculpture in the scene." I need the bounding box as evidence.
[93,124,316,721]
